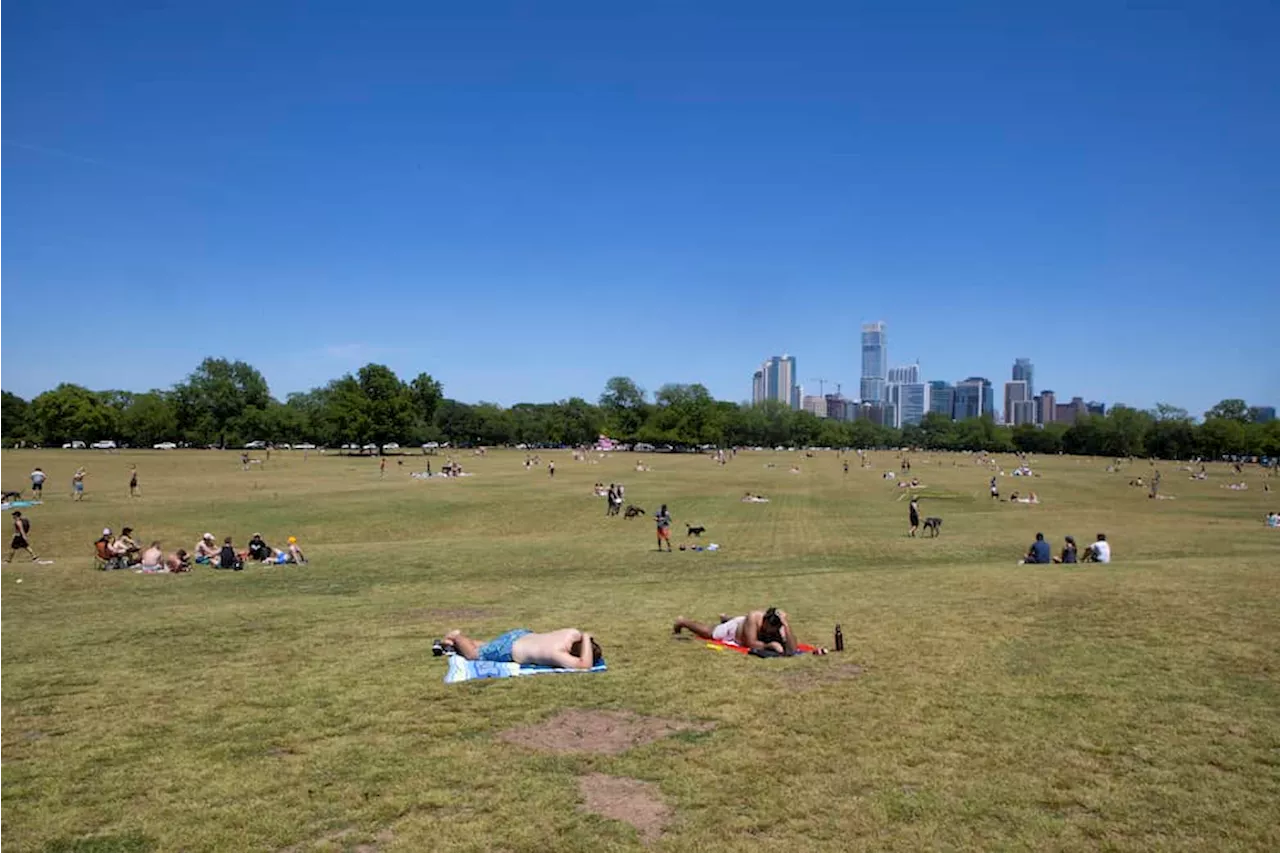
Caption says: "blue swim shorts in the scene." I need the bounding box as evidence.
[475,629,532,663]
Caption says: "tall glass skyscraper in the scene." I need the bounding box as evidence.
[1012,358,1034,400]
[954,377,994,420]
[928,381,955,419]
[860,322,887,403]
[751,355,800,410]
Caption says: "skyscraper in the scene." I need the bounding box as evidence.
[1012,358,1034,400]
[751,355,800,410]
[886,363,926,427]
[1037,390,1056,424]
[1004,381,1034,425]
[954,377,994,420]
[928,381,955,420]
[860,322,887,403]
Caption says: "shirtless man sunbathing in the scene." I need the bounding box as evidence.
[672,607,797,655]
[442,628,602,669]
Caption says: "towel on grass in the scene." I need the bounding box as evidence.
[444,654,608,684]
[703,638,821,656]
[0,500,43,511]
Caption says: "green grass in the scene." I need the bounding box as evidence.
[3,448,1279,852]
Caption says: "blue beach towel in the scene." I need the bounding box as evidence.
[444,654,608,684]
[0,500,43,511]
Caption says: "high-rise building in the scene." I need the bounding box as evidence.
[954,377,994,420]
[887,364,920,384]
[801,395,828,418]
[928,381,955,420]
[751,355,800,410]
[1037,390,1056,425]
[860,322,887,403]
[1013,358,1034,400]
[885,364,926,427]
[1087,401,1106,416]
[1004,381,1034,426]
[825,394,854,422]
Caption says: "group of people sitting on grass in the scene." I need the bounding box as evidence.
[438,605,826,669]
[96,530,306,572]
[192,532,307,570]
[1021,532,1110,565]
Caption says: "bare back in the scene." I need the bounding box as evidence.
[512,628,582,667]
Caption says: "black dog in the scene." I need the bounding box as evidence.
[922,517,943,537]
[624,505,646,519]
[2,490,23,502]
[686,524,706,537]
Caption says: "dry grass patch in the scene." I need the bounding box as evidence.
[777,661,866,690]
[578,773,671,844]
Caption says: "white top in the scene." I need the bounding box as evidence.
[31,470,46,484]
[1092,540,1111,563]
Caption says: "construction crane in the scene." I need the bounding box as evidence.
[810,378,833,397]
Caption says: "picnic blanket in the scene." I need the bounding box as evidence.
[444,654,608,684]
[703,638,822,657]
[0,500,43,511]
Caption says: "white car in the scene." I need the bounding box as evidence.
[422,441,440,449]
[382,442,400,451]
[153,442,178,450]
[295,443,317,450]
[91,440,117,450]
[244,440,267,450]
[362,443,379,452]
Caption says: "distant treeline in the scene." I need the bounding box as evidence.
[2,359,1276,459]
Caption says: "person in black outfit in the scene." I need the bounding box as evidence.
[247,533,273,562]
[218,536,243,571]
[908,496,920,537]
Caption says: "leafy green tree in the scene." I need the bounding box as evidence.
[409,373,444,422]
[120,392,179,447]
[1,391,35,445]
[599,377,648,439]
[1205,399,1250,424]
[173,358,271,447]
[358,364,415,450]
[30,384,119,445]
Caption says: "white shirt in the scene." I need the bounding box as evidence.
[1091,540,1111,563]
[31,470,46,485]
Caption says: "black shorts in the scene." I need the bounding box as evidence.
[32,482,43,492]
[11,535,29,550]
[910,513,919,525]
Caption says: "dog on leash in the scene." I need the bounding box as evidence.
[624,505,646,519]
[686,523,706,538]
[922,517,943,537]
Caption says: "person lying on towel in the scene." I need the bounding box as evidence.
[442,628,602,669]
[673,607,796,655]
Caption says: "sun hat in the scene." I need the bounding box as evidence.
[203,532,214,541]
[103,528,112,536]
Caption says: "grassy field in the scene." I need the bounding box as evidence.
[3,447,1278,852]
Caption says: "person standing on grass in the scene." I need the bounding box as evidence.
[548,460,555,478]
[6,511,38,563]
[908,496,920,537]
[990,476,999,500]
[655,504,673,551]
[843,459,849,476]
[30,467,47,499]
[72,467,86,501]
[129,465,139,498]
[380,457,387,479]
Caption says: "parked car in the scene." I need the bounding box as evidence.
[423,442,440,449]
[244,440,267,450]
[382,442,400,450]
[634,442,655,452]
[62,440,88,449]
[362,443,379,452]
[294,442,316,450]
[153,442,178,450]
[90,440,118,450]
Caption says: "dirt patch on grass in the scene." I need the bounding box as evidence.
[777,662,865,691]
[578,773,671,844]
[498,709,714,755]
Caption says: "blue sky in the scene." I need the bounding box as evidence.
[4,1,1277,416]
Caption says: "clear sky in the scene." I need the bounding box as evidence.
[3,1,1277,416]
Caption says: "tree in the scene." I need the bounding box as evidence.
[173,358,271,447]
[358,364,415,450]
[599,377,648,439]
[1,391,35,445]
[409,372,444,422]
[1205,399,1250,424]
[30,384,119,445]
[120,392,179,447]
[1152,402,1191,422]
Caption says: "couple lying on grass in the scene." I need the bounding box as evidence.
[441,606,821,668]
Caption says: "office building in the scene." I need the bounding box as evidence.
[1004,381,1034,426]
[860,322,887,403]
[1250,406,1276,424]
[954,377,994,420]
[1036,390,1056,425]
[928,381,955,420]
[825,394,854,422]
[801,395,828,418]
[885,364,926,427]
[1055,396,1089,423]
[1087,401,1106,416]
[856,401,894,428]
[1012,358,1034,400]
[751,355,800,409]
